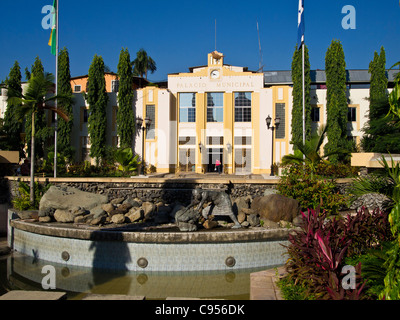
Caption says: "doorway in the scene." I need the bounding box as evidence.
[207,148,223,173]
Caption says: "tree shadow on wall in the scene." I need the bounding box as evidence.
[88,229,132,295]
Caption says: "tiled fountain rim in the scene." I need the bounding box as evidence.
[10,219,293,243]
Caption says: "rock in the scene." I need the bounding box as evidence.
[203,220,218,229]
[241,221,250,228]
[292,215,304,227]
[110,197,125,205]
[261,219,279,229]
[70,207,88,217]
[90,216,106,226]
[111,214,126,224]
[240,207,256,216]
[101,203,114,214]
[125,208,143,223]
[251,194,300,223]
[237,212,246,224]
[39,216,52,223]
[232,196,251,214]
[247,214,260,227]
[117,203,133,214]
[39,186,108,217]
[54,209,75,223]
[141,202,155,220]
[74,213,94,224]
[123,197,141,208]
[90,206,107,218]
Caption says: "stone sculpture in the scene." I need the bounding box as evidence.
[175,188,241,231]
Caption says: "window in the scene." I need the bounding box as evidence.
[234,92,251,122]
[74,85,81,92]
[234,136,252,145]
[207,136,224,145]
[207,92,223,122]
[146,105,156,139]
[348,107,357,122]
[179,93,196,122]
[179,136,196,145]
[83,109,89,123]
[275,103,285,139]
[111,80,119,93]
[311,107,320,122]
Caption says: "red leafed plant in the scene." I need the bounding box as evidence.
[284,206,389,300]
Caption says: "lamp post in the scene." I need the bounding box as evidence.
[136,117,152,176]
[266,115,280,176]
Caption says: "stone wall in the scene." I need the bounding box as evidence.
[6,177,278,206]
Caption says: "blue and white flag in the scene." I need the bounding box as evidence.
[297,0,305,49]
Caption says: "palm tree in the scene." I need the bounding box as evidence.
[7,73,71,205]
[282,125,349,176]
[131,49,157,79]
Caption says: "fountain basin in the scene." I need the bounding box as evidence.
[8,210,290,272]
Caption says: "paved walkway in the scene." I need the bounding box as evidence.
[250,266,287,300]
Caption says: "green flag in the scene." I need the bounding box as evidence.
[48,0,57,56]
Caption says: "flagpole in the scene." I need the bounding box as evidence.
[54,0,59,178]
[302,41,305,147]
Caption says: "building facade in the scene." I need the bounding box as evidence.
[2,51,396,174]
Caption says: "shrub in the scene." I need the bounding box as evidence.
[12,181,51,210]
[277,164,350,215]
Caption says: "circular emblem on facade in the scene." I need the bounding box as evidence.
[225,256,236,268]
[210,69,220,79]
[137,257,148,269]
[61,251,70,261]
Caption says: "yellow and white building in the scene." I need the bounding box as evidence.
[64,51,396,175]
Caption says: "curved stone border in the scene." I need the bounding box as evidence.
[10,219,292,243]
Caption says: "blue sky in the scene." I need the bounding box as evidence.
[0,0,399,83]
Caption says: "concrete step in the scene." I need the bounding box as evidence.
[0,291,67,300]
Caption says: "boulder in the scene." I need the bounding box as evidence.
[101,203,114,214]
[203,219,218,229]
[251,194,300,223]
[110,197,125,205]
[39,186,108,217]
[54,209,75,223]
[111,214,126,224]
[247,214,261,227]
[141,202,155,220]
[125,207,143,223]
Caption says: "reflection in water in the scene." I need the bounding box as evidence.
[89,231,132,295]
[0,252,278,300]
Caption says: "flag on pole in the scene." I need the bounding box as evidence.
[297,0,305,49]
[48,0,57,56]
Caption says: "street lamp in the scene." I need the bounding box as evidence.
[136,117,152,175]
[266,115,280,176]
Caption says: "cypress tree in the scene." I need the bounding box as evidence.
[117,48,134,148]
[57,48,74,160]
[87,54,108,166]
[3,61,24,156]
[324,40,351,163]
[361,47,400,153]
[291,44,311,147]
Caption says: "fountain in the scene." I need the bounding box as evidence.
[7,185,292,272]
